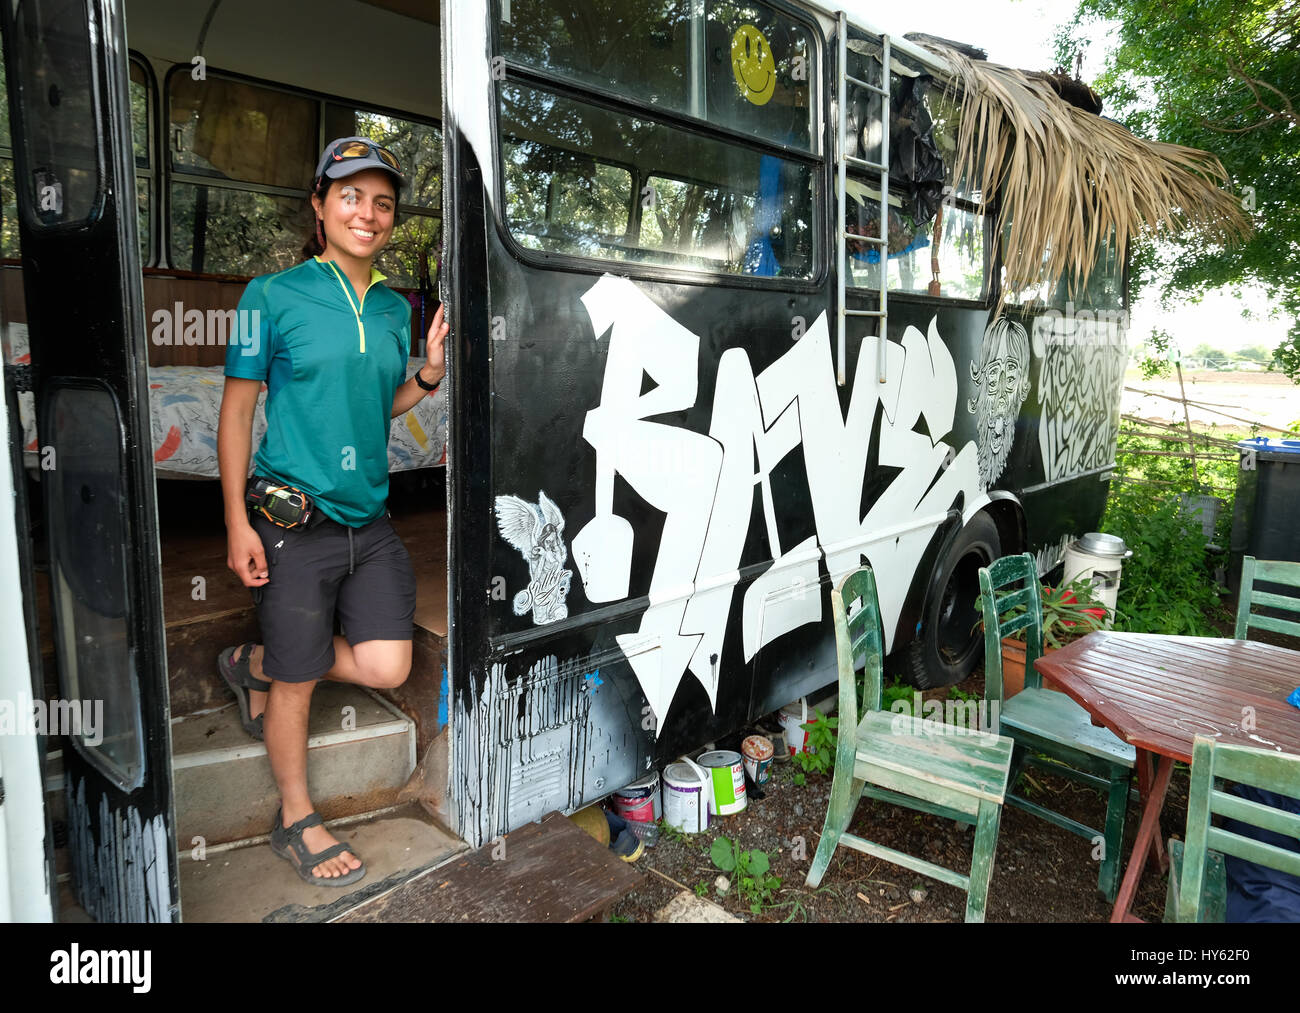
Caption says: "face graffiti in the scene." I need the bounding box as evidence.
[967,318,1032,489]
[563,275,985,731]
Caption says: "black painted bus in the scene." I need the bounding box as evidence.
[0,0,1145,921]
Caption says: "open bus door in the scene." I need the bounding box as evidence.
[1,0,178,920]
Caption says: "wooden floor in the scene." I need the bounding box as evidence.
[335,811,643,923]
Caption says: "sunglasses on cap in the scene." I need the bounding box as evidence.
[314,138,405,191]
[329,139,401,171]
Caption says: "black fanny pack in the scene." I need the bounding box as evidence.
[246,476,316,529]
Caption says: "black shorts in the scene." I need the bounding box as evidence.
[249,511,416,682]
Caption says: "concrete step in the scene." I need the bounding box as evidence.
[171,681,416,847]
[178,803,465,923]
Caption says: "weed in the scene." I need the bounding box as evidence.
[793,771,805,786]
[793,708,837,775]
[657,819,687,845]
[710,836,782,915]
[880,675,914,714]
[694,881,709,897]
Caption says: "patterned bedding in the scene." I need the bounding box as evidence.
[7,325,447,478]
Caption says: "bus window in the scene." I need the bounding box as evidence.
[499,82,815,278]
[9,1,101,228]
[503,138,633,256]
[130,58,154,265]
[169,73,319,275]
[843,52,988,301]
[497,0,816,153]
[1,54,16,258]
[847,194,987,300]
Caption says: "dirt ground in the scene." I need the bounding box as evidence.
[604,671,1193,924]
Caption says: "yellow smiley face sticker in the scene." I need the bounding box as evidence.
[731,24,776,106]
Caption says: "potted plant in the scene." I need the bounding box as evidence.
[983,578,1111,698]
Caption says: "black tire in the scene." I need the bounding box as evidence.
[903,512,1003,689]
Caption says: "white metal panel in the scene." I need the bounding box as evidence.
[0,382,53,922]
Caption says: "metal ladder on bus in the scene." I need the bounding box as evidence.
[835,11,890,387]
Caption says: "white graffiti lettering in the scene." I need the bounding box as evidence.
[573,276,985,732]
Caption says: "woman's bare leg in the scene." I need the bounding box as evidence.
[265,678,360,879]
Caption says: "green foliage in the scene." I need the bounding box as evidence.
[1100,481,1225,636]
[980,577,1112,649]
[694,881,709,897]
[881,675,915,714]
[656,819,687,846]
[1056,1,1300,379]
[710,835,782,914]
[792,771,805,786]
[792,709,837,775]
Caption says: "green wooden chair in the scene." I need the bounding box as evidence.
[1234,556,1300,640]
[1164,735,1300,922]
[978,553,1135,901]
[806,566,1015,922]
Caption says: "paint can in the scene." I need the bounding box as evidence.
[741,735,774,797]
[612,772,661,846]
[662,760,709,833]
[698,750,747,816]
[778,698,816,755]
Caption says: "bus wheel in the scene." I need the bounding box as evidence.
[904,512,1002,689]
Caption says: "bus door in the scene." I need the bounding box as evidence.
[1,0,178,920]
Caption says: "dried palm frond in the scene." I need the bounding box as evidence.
[920,45,1252,312]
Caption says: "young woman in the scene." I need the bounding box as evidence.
[215,137,448,887]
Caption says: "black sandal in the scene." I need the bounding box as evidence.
[217,643,272,741]
[270,808,366,887]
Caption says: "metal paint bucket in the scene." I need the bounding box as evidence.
[663,760,709,833]
[741,735,774,796]
[698,750,747,816]
[612,772,661,846]
[778,698,816,755]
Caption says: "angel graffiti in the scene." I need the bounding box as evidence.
[967,317,1032,489]
[494,492,574,624]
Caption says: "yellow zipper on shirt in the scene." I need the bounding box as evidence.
[320,257,381,354]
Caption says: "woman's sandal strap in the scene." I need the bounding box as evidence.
[282,811,325,838]
[222,644,273,692]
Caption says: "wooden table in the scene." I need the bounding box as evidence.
[1035,631,1300,922]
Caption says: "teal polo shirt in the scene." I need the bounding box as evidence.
[225,256,411,527]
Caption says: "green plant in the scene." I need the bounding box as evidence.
[1100,480,1228,636]
[694,881,709,897]
[657,818,687,845]
[880,675,915,715]
[710,835,782,914]
[793,708,837,775]
[792,771,805,786]
[979,576,1111,649]
[948,684,976,703]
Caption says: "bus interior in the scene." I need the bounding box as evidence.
[2,0,459,922]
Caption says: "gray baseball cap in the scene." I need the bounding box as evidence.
[314,136,405,192]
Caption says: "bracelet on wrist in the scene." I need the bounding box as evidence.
[414,367,441,392]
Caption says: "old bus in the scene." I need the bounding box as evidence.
[0,0,1235,921]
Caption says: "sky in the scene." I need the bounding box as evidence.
[841,0,1290,355]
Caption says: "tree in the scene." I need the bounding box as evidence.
[1056,1,1300,379]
